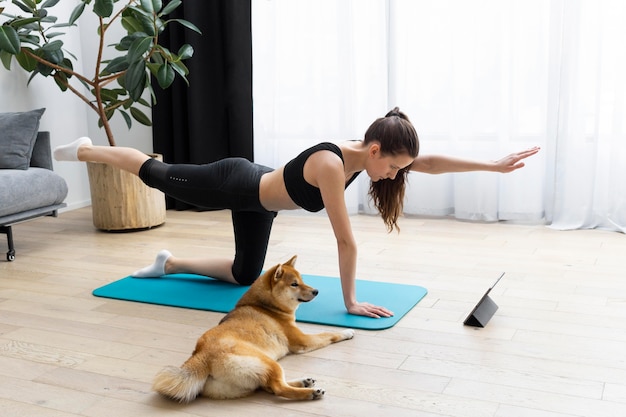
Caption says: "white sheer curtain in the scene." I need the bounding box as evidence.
[547,0,626,232]
[252,0,626,232]
[252,0,388,214]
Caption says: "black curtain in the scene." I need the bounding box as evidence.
[151,0,253,209]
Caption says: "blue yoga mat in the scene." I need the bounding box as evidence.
[93,273,428,330]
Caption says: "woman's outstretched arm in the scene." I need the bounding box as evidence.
[410,146,540,174]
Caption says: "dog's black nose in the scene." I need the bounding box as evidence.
[312,289,319,296]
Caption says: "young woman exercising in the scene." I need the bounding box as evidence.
[54,108,539,318]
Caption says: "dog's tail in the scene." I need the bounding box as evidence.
[153,355,210,403]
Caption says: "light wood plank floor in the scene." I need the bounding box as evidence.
[1,207,625,417]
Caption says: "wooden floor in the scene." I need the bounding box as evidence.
[1,207,626,417]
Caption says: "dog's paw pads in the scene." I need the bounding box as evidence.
[342,329,355,339]
[302,378,316,387]
[312,388,325,400]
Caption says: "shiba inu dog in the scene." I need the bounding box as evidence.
[153,255,354,401]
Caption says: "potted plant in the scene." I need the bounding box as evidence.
[0,0,200,230]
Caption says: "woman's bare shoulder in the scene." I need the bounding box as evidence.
[304,150,345,187]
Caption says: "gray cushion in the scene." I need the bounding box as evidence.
[30,132,53,170]
[0,167,68,218]
[0,108,46,170]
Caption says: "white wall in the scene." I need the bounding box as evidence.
[0,2,153,211]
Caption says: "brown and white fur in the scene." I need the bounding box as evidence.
[152,255,354,401]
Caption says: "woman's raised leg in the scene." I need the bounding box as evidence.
[54,137,150,176]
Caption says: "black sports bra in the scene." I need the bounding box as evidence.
[283,142,361,212]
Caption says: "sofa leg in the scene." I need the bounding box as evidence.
[0,225,15,261]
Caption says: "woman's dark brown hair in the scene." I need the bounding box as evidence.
[364,107,419,232]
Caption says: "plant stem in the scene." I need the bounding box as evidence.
[22,50,95,110]
[54,74,100,114]
[92,16,116,146]
[23,49,93,86]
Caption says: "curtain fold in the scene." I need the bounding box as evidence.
[152,0,253,209]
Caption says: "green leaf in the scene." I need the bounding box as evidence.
[128,5,152,18]
[53,71,68,91]
[119,109,132,129]
[26,69,39,85]
[93,0,114,18]
[117,72,126,89]
[41,45,64,65]
[170,59,188,77]
[126,36,152,63]
[69,2,86,25]
[59,57,74,74]
[16,48,38,71]
[146,61,158,75]
[101,55,128,75]
[10,17,41,29]
[130,106,152,126]
[167,18,201,35]
[40,39,63,52]
[45,32,65,38]
[136,13,156,36]
[100,88,119,101]
[154,16,165,34]
[19,34,41,47]
[0,50,13,70]
[41,0,61,8]
[0,26,21,55]
[19,23,40,33]
[140,0,162,14]
[146,82,156,105]
[159,0,181,16]
[36,61,55,76]
[50,23,74,29]
[121,15,144,34]
[12,1,34,14]
[152,44,170,61]
[117,32,147,51]
[155,62,174,89]
[40,15,58,24]
[22,0,37,10]
[177,44,193,60]
[123,8,156,36]
[139,0,153,13]
[149,52,163,65]
[125,59,147,101]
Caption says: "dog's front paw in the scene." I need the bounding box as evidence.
[311,388,325,400]
[341,329,355,340]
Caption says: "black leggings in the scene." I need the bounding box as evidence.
[138,157,277,285]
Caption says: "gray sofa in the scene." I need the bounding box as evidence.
[0,132,68,261]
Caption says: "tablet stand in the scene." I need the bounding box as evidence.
[463,272,504,328]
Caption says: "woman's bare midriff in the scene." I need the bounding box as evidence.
[259,167,300,212]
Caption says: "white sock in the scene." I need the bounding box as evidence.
[132,250,172,278]
[53,137,92,161]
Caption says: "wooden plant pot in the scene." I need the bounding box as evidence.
[86,154,166,231]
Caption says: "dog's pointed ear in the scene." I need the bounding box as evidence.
[273,264,284,281]
[285,255,297,267]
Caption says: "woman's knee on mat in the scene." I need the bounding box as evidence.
[231,262,262,286]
